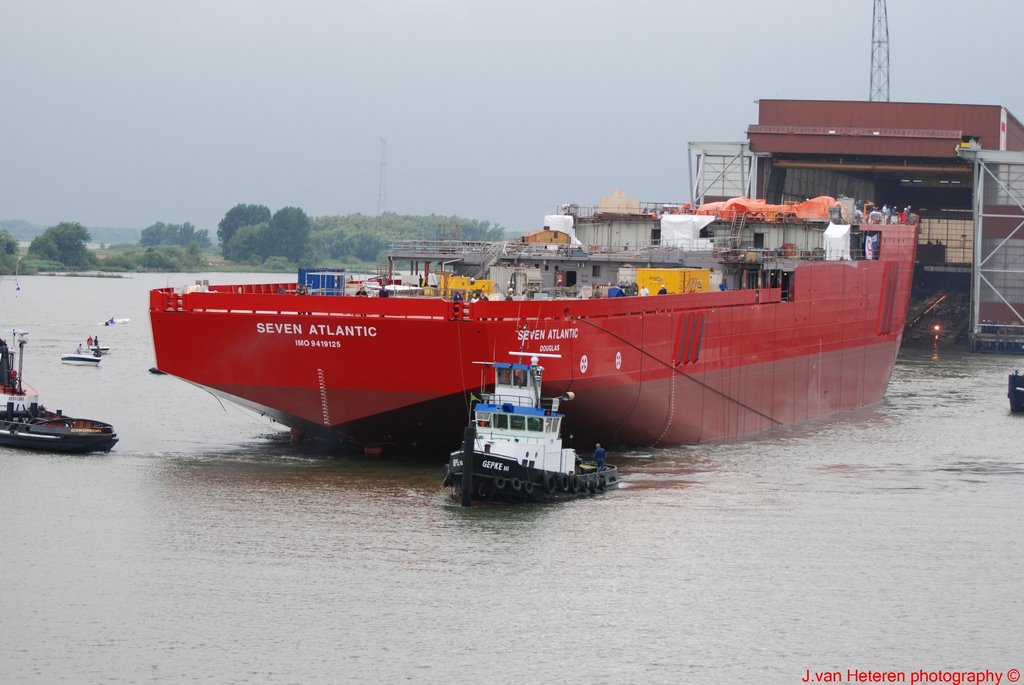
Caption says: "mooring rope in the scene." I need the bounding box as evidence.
[566,313,783,428]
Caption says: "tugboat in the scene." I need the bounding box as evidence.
[443,355,620,504]
[0,335,118,453]
[1010,370,1024,413]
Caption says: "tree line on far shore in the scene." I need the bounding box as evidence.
[0,204,506,274]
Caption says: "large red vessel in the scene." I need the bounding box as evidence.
[149,202,917,453]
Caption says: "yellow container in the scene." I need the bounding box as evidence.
[636,267,710,294]
[441,273,495,296]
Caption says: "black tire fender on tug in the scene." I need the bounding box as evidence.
[523,480,535,495]
[559,473,571,492]
[544,473,557,494]
[494,476,507,490]
[510,477,523,491]
[570,475,581,493]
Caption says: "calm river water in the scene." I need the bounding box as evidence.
[1,273,1022,684]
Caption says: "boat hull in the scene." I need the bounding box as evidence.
[61,354,101,366]
[149,226,916,452]
[0,416,119,453]
[1010,372,1024,413]
[444,450,619,502]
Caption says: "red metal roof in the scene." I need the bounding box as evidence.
[748,100,1024,157]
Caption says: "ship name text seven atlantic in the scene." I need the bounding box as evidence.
[256,322,378,349]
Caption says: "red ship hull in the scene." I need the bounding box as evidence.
[150,225,916,452]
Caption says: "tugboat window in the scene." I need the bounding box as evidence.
[477,413,491,427]
[510,415,526,430]
[497,367,511,385]
[493,414,508,429]
[513,370,526,386]
[527,416,543,431]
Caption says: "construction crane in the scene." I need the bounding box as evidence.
[870,0,890,101]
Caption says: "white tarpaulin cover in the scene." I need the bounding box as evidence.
[823,223,851,261]
[661,214,715,249]
[543,215,581,244]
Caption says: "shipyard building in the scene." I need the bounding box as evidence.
[701,99,1024,353]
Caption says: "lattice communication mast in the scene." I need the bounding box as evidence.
[377,136,388,215]
[869,0,890,101]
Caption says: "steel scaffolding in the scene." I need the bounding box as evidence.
[957,146,1024,353]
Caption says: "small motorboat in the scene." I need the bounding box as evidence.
[1010,370,1024,413]
[443,355,620,505]
[83,335,108,355]
[61,351,102,366]
[99,317,130,326]
[1,336,118,452]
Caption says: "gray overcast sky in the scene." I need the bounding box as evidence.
[2,0,1022,234]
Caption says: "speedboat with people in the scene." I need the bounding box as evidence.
[443,355,620,504]
[85,336,109,356]
[61,345,102,366]
[0,335,118,452]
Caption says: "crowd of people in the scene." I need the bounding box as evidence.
[858,201,918,225]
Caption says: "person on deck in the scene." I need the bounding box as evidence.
[593,443,606,472]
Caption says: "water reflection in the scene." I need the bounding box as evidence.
[155,449,442,498]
